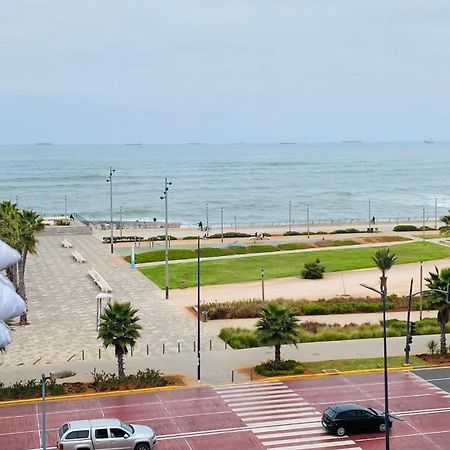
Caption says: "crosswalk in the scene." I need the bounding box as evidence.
[214,381,362,450]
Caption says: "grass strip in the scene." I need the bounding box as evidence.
[139,241,450,288]
[302,355,428,374]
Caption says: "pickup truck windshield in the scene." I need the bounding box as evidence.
[59,424,69,438]
[120,422,134,434]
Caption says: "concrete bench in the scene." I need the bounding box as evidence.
[61,239,73,248]
[88,269,112,293]
[72,250,86,263]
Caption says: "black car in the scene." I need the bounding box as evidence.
[322,403,392,436]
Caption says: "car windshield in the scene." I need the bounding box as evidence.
[58,423,69,438]
[369,408,380,415]
[120,421,134,434]
[324,407,337,418]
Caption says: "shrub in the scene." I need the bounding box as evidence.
[246,245,278,253]
[219,327,260,349]
[277,243,312,250]
[393,225,419,232]
[153,235,178,240]
[255,359,304,376]
[330,228,361,234]
[209,232,252,238]
[427,339,438,355]
[283,231,302,236]
[301,303,328,315]
[183,235,199,240]
[302,259,326,279]
[91,369,169,391]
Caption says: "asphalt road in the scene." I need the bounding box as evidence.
[413,367,450,393]
[2,370,450,450]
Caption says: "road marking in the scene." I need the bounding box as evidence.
[255,427,326,438]
[226,393,299,403]
[239,406,316,416]
[220,388,293,399]
[243,411,321,422]
[262,434,347,446]
[233,401,310,411]
[228,397,305,407]
[264,440,360,449]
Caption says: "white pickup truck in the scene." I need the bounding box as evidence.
[56,418,157,450]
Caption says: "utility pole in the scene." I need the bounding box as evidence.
[160,178,172,299]
[106,166,115,254]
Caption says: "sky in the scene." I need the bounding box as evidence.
[0,0,449,144]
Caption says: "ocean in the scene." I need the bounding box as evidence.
[0,142,448,226]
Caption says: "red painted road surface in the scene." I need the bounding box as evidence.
[1,371,450,450]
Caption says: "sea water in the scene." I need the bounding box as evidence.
[0,142,448,226]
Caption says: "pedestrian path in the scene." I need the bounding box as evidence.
[214,381,362,450]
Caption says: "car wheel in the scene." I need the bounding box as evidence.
[134,444,150,450]
[379,423,386,432]
[336,427,346,436]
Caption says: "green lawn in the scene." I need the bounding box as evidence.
[302,355,427,373]
[139,241,450,289]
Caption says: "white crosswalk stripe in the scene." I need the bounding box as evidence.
[214,381,361,450]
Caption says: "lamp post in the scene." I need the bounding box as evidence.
[368,198,372,233]
[360,281,390,449]
[64,195,67,218]
[435,197,438,230]
[420,261,423,320]
[221,207,224,243]
[307,204,310,239]
[234,216,237,233]
[15,195,19,207]
[422,208,425,242]
[197,235,201,381]
[160,178,172,299]
[206,203,209,237]
[41,372,73,450]
[261,269,265,301]
[289,201,292,232]
[119,206,123,238]
[106,166,115,254]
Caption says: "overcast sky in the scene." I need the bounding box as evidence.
[0,0,449,143]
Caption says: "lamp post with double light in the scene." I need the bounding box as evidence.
[106,166,115,254]
[160,178,172,299]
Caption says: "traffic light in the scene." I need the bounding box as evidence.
[410,322,416,335]
[407,335,413,344]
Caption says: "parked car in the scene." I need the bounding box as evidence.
[322,402,392,436]
[56,418,157,450]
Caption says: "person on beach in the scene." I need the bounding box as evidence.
[198,221,203,231]
[372,216,376,224]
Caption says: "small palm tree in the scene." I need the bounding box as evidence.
[440,210,450,235]
[372,248,398,293]
[256,302,299,363]
[98,301,142,380]
[425,266,450,355]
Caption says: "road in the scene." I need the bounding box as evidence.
[1,369,450,450]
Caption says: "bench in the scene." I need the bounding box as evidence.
[71,250,86,263]
[88,269,112,292]
[61,239,73,248]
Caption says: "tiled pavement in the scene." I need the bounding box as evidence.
[3,234,221,367]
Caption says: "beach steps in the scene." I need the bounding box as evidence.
[88,269,112,292]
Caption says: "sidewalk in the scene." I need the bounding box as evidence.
[0,333,443,386]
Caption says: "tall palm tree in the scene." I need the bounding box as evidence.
[17,209,44,325]
[98,301,142,380]
[256,302,299,363]
[0,201,21,286]
[439,210,450,236]
[425,267,450,355]
[372,248,398,293]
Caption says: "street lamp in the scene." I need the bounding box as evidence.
[41,371,74,450]
[289,201,292,232]
[206,203,209,237]
[160,178,172,299]
[119,206,123,238]
[422,208,426,242]
[368,198,372,233]
[197,235,201,381]
[261,269,265,301]
[64,195,67,218]
[106,166,115,254]
[221,207,224,243]
[306,204,310,239]
[435,197,438,230]
[360,281,390,449]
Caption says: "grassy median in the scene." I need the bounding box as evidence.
[139,241,450,288]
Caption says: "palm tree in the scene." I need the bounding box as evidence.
[372,248,398,293]
[0,201,21,286]
[17,209,44,325]
[98,301,142,380]
[256,302,299,363]
[425,267,450,355]
[439,210,450,235]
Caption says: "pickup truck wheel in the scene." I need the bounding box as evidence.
[134,444,150,450]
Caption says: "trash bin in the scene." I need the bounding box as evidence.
[179,281,185,289]
[202,311,208,322]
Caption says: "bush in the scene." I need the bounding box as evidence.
[219,327,260,349]
[0,379,65,401]
[283,231,302,236]
[153,235,178,240]
[246,245,279,253]
[301,303,329,315]
[277,243,312,250]
[302,259,326,279]
[91,369,170,391]
[209,232,252,238]
[427,339,438,355]
[393,225,419,232]
[255,359,304,376]
[183,235,199,240]
[330,228,361,234]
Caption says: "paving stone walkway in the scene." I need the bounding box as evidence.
[3,234,221,368]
